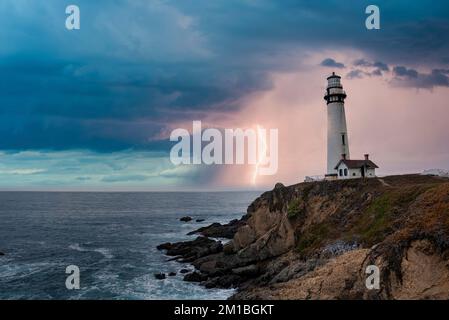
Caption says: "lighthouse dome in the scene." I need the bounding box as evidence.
[326,72,342,88]
[324,72,346,103]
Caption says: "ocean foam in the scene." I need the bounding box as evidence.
[69,243,113,259]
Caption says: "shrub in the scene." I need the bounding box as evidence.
[297,222,332,254]
[287,198,303,219]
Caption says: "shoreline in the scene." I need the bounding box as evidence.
[157,174,449,300]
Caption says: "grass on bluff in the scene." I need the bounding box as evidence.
[287,184,313,219]
[354,184,437,245]
[295,179,441,256]
[296,222,334,255]
[287,198,303,219]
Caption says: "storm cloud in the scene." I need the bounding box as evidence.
[392,67,449,88]
[320,58,345,69]
[1,1,448,152]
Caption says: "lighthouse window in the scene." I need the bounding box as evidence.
[341,134,345,145]
[339,169,343,176]
[344,169,348,176]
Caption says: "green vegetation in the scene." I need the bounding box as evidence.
[287,198,303,219]
[357,193,394,244]
[294,180,441,257]
[352,184,436,245]
[296,222,333,255]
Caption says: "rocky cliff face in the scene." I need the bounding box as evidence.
[158,174,449,299]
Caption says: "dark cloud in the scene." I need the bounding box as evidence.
[1,0,449,152]
[435,69,449,75]
[346,62,447,85]
[373,61,389,72]
[353,59,372,67]
[346,69,365,79]
[353,59,389,72]
[320,58,345,69]
[392,67,449,88]
[393,66,419,78]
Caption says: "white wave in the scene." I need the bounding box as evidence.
[118,272,236,300]
[68,243,86,252]
[0,262,55,279]
[93,248,113,259]
[68,243,113,259]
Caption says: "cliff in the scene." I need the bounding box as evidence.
[158,174,449,299]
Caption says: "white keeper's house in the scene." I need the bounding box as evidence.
[334,154,378,179]
[323,72,379,180]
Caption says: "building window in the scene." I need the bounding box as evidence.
[344,169,348,176]
[339,169,343,176]
[353,172,356,176]
[341,134,345,145]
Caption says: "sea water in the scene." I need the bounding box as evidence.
[0,191,260,300]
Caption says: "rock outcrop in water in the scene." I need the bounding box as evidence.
[158,174,449,299]
[154,272,166,280]
[187,216,249,239]
[157,237,223,263]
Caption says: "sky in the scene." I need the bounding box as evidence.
[0,0,449,190]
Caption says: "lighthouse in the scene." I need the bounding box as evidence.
[304,72,379,182]
[324,72,350,178]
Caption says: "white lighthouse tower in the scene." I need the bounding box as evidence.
[324,72,350,178]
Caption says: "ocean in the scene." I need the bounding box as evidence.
[0,191,260,300]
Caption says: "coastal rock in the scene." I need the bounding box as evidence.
[154,273,166,280]
[231,264,260,277]
[232,240,449,300]
[223,242,235,255]
[168,272,177,276]
[269,257,321,284]
[389,240,449,299]
[180,268,190,274]
[274,182,285,189]
[204,275,242,289]
[197,259,219,274]
[0,251,4,256]
[156,242,172,250]
[188,217,248,239]
[158,174,449,300]
[180,216,192,222]
[196,219,205,222]
[156,236,223,262]
[231,249,369,299]
[184,272,208,282]
[232,195,296,262]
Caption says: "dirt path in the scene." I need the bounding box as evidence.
[378,178,391,187]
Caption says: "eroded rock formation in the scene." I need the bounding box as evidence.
[158,174,449,299]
